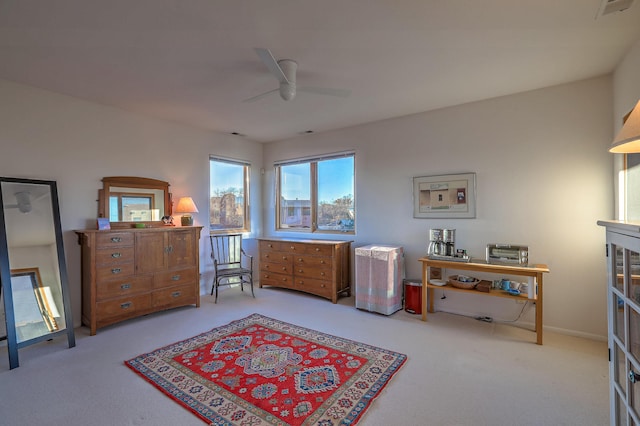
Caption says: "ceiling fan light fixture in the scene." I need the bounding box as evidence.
[279,82,296,101]
[14,191,32,213]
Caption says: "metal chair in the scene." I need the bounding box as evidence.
[209,234,254,303]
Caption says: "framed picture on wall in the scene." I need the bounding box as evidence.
[413,172,476,219]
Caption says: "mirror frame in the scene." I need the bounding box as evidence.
[99,176,172,228]
[0,177,75,369]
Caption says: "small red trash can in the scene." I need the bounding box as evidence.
[404,278,422,314]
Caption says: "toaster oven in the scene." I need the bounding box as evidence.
[486,244,528,266]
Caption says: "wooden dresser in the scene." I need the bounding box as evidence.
[257,238,352,303]
[75,226,202,335]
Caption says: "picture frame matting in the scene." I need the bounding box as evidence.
[413,172,476,219]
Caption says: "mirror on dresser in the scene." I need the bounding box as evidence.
[0,177,76,369]
[98,176,171,228]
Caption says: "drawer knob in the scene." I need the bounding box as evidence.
[315,248,320,252]
[320,272,325,276]
[264,274,270,278]
[111,252,122,258]
[111,237,122,243]
[320,284,326,288]
[268,244,273,248]
[171,291,181,298]
[282,256,288,261]
[282,266,287,271]
[320,260,325,264]
[290,246,295,250]
[111,268,122,274]
[120,302,132,309]
[171,275,181,281]
[282,277,287,281]
[120,283,131,290]
[265,254,270,258]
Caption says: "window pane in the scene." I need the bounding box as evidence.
[627,154,640,221]
[210,160,248,232]
[279,163,311,228]
[317,156,354,231]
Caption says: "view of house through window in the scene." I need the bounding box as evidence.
[209,157,249,233]
[276,153,355,233]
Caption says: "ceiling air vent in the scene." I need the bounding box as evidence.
[596,0,635,18]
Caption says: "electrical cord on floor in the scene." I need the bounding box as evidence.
[434,290,533,325]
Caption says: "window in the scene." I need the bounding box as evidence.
[210,157,250,233]
[276,152,355,233]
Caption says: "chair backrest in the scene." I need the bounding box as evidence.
[210,234,243,269]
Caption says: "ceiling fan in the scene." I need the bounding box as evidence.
[244,48,351,103]
[4,191,48,213]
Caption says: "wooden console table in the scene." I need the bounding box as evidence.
[418,257,549,345]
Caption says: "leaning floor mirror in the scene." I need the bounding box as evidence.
[0,177,75,369]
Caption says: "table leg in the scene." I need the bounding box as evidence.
[421,263,428,321]
[536,274,543,345]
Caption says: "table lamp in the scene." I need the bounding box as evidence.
[610,100,640,153]
[175,196,198,226]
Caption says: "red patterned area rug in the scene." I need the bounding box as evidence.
[125,313,407,426]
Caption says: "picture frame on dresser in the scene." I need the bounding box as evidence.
[413,172,476,219]
[97,218,110,230]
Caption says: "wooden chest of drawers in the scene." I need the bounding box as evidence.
[258,238,352,303]
[76,226,202,335]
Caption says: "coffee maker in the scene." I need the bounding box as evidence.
[443,229,456,257]
[427,229,444,256]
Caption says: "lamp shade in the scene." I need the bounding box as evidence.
[175,197,199,214]
[610,100,640,153]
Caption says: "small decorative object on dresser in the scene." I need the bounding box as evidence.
[97,217,110,230]
[257,238,351,303]
[75,226,202,335]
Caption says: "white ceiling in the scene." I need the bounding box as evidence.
[0,0,639,143]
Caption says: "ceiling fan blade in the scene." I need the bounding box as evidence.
[298,86,351,98]
[242,88,279,103]
[255,48,290,84]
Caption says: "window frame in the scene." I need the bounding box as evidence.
[275,151,355,234]
[209,156,250,235]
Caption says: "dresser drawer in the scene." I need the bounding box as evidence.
[294,264,332,281]
[154,267,197,289]
[260,271,294,288]
[295,277,333,298]
[261,261,293,275]
[96,262,135,281]
[96,275,153,301]
[260,250,292,264]
[96,293,152,322]
[153,283,197,308]
[96,246,135,265]
[294,255,332,268]
[96,232,134,248]
[296,243,333,256]
[260,240,291,252]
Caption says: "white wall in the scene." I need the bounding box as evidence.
[612,40,640,219]
[263,76,613,339]
[613,39,640,127]
[0,74,617,339]
[0,79,264,327]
